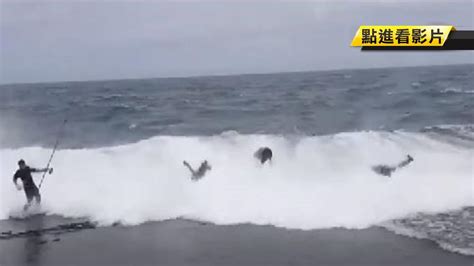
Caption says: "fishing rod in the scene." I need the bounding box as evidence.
[38,119,68,189]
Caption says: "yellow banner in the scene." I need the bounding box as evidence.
[351,26,455,47]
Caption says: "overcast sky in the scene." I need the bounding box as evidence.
[1,0,473,84]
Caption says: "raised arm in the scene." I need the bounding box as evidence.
[183,161,196,175]
[397,155,413,169]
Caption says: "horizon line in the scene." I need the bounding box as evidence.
[1,62,472,87]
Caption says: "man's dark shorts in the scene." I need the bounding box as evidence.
[24,185,41,203]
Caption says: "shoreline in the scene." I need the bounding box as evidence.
[0,216,472,266]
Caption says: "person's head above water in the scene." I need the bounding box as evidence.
[18,159,26,169]
[255,147,273,164]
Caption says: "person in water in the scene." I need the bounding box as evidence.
[254,147,273,164]
[372,155,414,177]
[13,159,53,210]
[183,160,211,181]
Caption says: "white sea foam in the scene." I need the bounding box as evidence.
[441,87,474,94]
[382,220,474,256]
[411,82,421,87]
[1,131,472,229]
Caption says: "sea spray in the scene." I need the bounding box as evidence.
[1,131,472,229]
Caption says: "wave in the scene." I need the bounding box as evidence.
[383,223,474,256]
[0,130,472,229]
[440,87,474,94]
[382,206,474,256]
[421,124,474,144]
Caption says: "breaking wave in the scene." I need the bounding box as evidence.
[1,130,472,230]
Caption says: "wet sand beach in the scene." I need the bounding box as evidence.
[0,215,472,266]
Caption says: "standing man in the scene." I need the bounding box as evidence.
[13,159,53,210]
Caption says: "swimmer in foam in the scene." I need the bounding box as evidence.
[254,147,273,164]
[183,160,212,181]
[372,155,414,177]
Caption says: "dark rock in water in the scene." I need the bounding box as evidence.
[52,238,61,242]
[0,221,97,240]
[112,222,121,227]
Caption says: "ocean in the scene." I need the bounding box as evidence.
[0,64,473,256]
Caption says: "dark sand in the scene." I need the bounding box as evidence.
[0,215,472,266]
